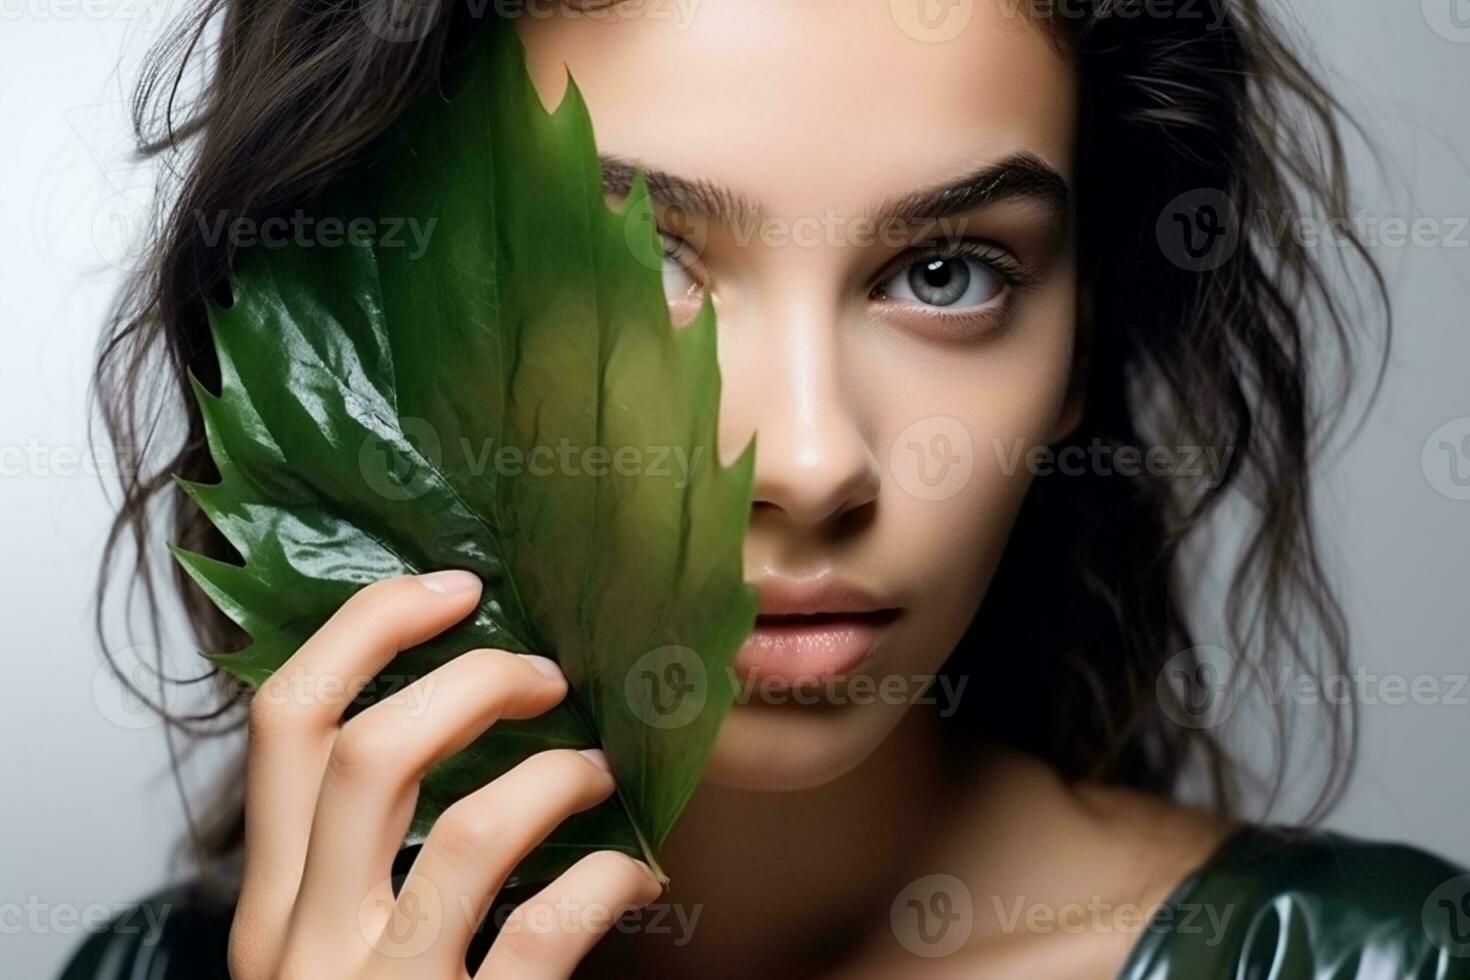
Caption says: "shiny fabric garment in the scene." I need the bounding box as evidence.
[59,825,1470,979]
[1117,825,1470,979]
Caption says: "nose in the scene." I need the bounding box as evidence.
[723,295,880,527]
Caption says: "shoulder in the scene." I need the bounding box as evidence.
[1119,824,1470,979]
[57,880,234,980]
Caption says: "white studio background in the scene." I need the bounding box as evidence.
[2,2,1467,976]
[1,3,212,979]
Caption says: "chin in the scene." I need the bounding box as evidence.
[700,698,905,792]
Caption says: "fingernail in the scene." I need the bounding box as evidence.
[417,570,480,595]
[633,859,660,883]
[578,748,610,772]
[521,654,564,680]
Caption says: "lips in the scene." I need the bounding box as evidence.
[734,575,901,686]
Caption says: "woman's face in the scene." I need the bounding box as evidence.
[516,0,1079,791]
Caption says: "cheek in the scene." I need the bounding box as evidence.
[707,283,1076,790]
[865,281,1077,664]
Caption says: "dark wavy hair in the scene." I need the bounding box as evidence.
[93,0,1387,888]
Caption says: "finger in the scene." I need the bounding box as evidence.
[290,649,569,951]
[232,571,482,974]
[476,851,663,980]
[399,747,617,967]
[265,570,486,732]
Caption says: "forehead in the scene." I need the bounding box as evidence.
[513,0,1078,217]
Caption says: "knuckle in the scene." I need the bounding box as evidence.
[496,908,562,961]
[432,798,504,861]
[245,683,301,740]
[326,717,401,780]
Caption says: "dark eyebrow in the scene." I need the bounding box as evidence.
[599,153,768,226]
[863,153,1069,226]
[598,150,1067,228]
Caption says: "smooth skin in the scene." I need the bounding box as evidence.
[227,568,1228,980]
[230,1,1234,977]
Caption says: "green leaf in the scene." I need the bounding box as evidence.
[173,19,757,886]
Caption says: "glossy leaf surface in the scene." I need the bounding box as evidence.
[174,20,756,885]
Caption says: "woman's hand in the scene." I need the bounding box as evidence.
[226,570,662,980]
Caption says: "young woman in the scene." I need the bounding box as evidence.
[64,1,1468,977]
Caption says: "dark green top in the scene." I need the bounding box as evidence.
[59,825,1470,979]
[1116,824,1470,979]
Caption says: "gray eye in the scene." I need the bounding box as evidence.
[659,233,701,304]
[884,255,1003,309]
[661,255,699,302]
